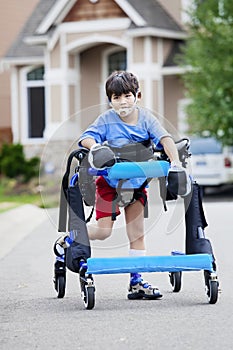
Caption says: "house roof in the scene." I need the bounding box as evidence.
[127,0,182,32]
[5,0,56,60]
[5,0,185,61]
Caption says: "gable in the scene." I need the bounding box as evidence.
[63,0,127,22]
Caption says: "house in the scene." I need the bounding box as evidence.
[0,0,39,147]
[3,0,190,162]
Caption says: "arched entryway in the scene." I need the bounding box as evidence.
[69,43,127,131]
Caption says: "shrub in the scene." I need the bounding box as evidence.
[0,143,40,183]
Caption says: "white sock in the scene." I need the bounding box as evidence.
[129,249,146,257]
[129,249,146,279]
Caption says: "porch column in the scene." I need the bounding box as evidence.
[128,36,161,115]
[43,35,78,141]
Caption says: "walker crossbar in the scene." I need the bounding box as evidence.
[88,160,170,179]
[86,254,214,275]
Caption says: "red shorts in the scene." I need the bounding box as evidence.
[95,176,147,220]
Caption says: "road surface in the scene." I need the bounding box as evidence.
[0,189,232,349]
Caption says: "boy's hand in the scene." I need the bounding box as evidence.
[167,162,192,197]
[88,144,116,170]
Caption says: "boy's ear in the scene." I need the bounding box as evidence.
[137,91,142,100]
[108,97,112,107]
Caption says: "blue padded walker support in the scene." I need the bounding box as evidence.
[86,254,214,275]
[88,160,170,179]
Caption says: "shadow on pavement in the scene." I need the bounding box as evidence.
[202,184,233,203]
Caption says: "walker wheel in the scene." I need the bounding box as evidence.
[204,271,218,304]
[207,280,218,304]
[56,276,66,298]
[81,285,95,310]
[169,271,182,292]
[79,273,95,310]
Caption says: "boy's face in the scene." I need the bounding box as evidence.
[110,92,137,118]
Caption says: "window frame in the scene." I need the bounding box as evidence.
[101,46,127,108]
[20,65,46,144]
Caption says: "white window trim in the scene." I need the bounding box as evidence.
[20,66,46,144]
[101,46,127,110]
[10,67,19,143]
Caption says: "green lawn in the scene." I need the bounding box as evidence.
[0,175,61,213]
[0,178,45,213]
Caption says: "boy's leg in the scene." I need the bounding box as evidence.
[125,200,145,250]
[87,216,114,240]
[125,200,162,299]
[87,176,119,241]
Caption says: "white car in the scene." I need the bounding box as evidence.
[189,137,233,187]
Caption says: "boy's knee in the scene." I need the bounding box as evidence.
[98,232,111,241]
[87,223,113,240]
[96,227,112,240]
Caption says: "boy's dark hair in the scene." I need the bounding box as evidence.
[105,71,139,101]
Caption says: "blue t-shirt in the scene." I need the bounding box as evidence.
[78,107,170,188]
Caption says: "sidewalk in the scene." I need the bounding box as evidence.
[0,204,48,259]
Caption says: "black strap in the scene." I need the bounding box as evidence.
[111,178,152,221]
[85,207,94,223]
[58,150,80,232]
[58,149,92,232]
[158,177,168,212]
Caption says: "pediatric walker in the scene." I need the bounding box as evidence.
[53,139,219,309]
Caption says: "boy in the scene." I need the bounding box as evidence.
[78,71,186,299]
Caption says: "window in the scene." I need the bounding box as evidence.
[26,66,45,138]
[27,66,44,81]
[108,50,126,76]
[27,87,45,138]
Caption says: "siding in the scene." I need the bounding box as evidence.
[64,0,127,22]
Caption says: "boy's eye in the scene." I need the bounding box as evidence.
[111,93,134,101]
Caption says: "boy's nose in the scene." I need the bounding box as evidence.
[119,96,128,104]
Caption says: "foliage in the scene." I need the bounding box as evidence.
[178,0,233,145]
[0,143,40,182]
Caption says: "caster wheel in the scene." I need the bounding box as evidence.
[169,271,182,292]
[56,275,66,298]
[204,271,218,304]
[81,285,95,310]
[207,280,218,304]
[79,272,95,310]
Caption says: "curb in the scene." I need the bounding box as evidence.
[0,204,48,259]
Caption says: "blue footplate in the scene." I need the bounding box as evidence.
[86,254,214,275]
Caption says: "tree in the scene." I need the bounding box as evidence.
[179,0,233,145]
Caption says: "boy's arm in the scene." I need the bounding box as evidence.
[160,136,180,165]
[80,137,97,149]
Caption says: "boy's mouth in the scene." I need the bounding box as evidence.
[118,107,133,117]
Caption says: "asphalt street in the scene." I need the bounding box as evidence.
[0,187,232,350]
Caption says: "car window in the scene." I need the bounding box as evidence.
[190,137,222,155]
